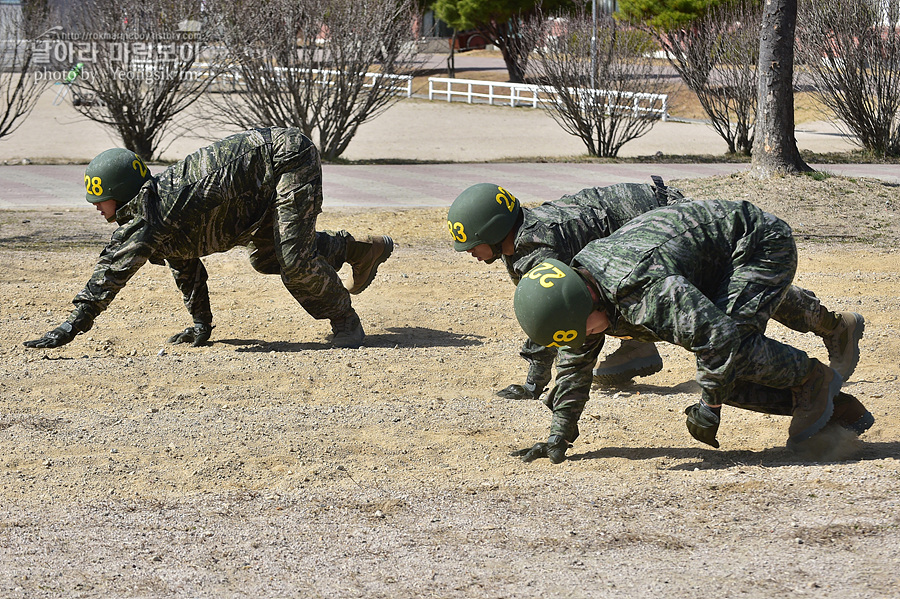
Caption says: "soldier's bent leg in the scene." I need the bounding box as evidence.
[247,237,280,275]
[720,220,797,332]
[772,286,864,380]
[771,285,827,333]
[724,382,794,416]
[274,183,353,322]
[731,330,812,390]
[252,229,351,275]
[731,331,840,445]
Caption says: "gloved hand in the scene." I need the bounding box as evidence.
[167,323,213,347]
[510,434,570,464]
[23,322,78,348]
[685,402,721,448]
[496,381,546,400]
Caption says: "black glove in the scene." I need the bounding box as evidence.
[510,434,570,464]
[496,381,546,400]
[24,322,78,348]
[167,323,213,347]
[685,402,721,448]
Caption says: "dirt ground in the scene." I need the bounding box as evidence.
[0,171,898,598]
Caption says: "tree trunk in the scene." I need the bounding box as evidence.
[750,0,812,177]
[448,32,457,79]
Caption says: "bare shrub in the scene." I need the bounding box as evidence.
[206,0,419,161]
[65,0,225,160]
[524,10,664,158]
[798,0,900,157]
[648,0,763,156]
[0,0,53,142]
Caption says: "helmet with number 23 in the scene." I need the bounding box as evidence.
[447,183,521,251]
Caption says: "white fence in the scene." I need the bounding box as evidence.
[427,76,668,121]
[130,60,414,97]
[428,76,554,108]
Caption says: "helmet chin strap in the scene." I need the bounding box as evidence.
[482,242,503,264]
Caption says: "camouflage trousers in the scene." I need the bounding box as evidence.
[726,284,828,416]
[243,129,353,322]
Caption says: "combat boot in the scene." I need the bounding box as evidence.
[787,359,842,448]
[330,312,365,349]
[345,235,394,294]
[822,312,865,380]
[593,339,663,385]
[829,391,875,436]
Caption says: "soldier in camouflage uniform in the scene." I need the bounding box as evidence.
[448,178,686,400]
[511,199,872,464]
[447,181,863,417]
[24,128,393,350]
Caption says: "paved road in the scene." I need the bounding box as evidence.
[1,163,898,210]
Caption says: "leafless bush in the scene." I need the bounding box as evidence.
[0,0,53,142]
[205,0,418,161]
[65,0,226,159]
[798,0,900,157]
[640,0,762,156]
[523,10,664,158]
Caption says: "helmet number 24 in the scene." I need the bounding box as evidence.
[495,187,516,212]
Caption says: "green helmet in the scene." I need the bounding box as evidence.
[84,148,152,204]
[447,183,521,251]
[514,258,593,349]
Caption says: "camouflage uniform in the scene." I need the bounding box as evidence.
[502,181,686,411]
[63,128,355,334]
[555,199,814,441]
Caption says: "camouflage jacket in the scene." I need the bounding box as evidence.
[503,182,683,284]
[572,199,795,407]
[67,128,288,331]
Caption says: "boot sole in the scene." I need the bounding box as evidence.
[846,411,875,436]
[330,332,365,349]
[593,356,664,385]
[787,371,843,449]
[349,236,394,295]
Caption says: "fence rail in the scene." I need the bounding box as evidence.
[427,76,668,121]
[428,77,553,108]
[129,60,414,97]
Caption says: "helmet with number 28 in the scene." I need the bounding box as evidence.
[514,258,593,349]
[447,183,521,251]
[84,148,152,204]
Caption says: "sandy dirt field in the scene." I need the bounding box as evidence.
[1,170,899,598]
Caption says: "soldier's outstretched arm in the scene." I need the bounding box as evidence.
[166,258,214,346]
[511,336,604,465]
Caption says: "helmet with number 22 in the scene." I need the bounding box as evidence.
[84,148,152,204]
[447,183,521,251]
[514,258,593,349]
